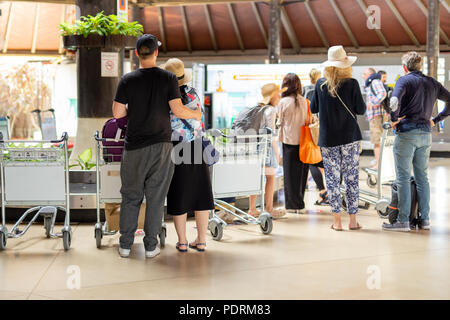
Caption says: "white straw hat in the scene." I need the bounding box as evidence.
[322,45,357,68]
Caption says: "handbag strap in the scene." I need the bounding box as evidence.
[180,119,194,132]
[335,91,356,120]
[305,99,311,125]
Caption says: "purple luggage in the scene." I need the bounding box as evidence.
[101,117,128,162]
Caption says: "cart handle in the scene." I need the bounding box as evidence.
[208,127,273,139]
[0,132,67,144]
[51,132,68,143]
[94,130,124,143]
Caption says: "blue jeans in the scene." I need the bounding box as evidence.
[393,129,431,223]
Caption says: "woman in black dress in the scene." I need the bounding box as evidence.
[162,58,214,252]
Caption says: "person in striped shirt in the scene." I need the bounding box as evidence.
[363,68,387,169]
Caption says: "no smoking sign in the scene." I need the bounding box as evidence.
[101,52,119,77]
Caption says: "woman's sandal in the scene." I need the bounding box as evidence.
[330,224,343,231]
[189,242,206,252]
[349,223,363,230]
[176,242,188,253]
[315,191,329,205]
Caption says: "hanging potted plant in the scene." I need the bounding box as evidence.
[60,11,144,50]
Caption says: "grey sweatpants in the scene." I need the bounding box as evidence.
[119,142,174,251]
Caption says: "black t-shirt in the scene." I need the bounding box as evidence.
[114,67,181,150]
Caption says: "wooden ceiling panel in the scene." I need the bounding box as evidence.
[309,0,352,47]
[364,0,414,45]
[162,6,187,51]
[184,5,214,50]
[143,7,162,41]
[7,2,36,50]
[35,4,63,51]
[285,2,325,47]
[232,2,266,50]
[336,0,382,46]
[392,0,427,45]
[208,4,239,50]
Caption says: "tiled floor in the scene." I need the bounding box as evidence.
[0,156,449,300]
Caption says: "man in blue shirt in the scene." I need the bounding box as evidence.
[383,51,450,232]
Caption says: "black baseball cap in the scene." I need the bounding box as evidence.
[136,34,162,56]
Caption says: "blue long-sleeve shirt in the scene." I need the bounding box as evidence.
[390,71,450,132]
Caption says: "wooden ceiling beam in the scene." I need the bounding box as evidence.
[227,3,245,51]
[204,4,218,51]
[384,0,420,47]
[180,6,192,52]
[329,0,359,48]
[280,6,301,53]
[304,1,329,48]
[157,7,167,53]
[414,0,450,45]
[251,2,268,48]
[2,3,14,54]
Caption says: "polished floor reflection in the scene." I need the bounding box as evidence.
[0,156,449,300]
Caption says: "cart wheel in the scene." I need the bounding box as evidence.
[0,231,6,251]
[63,231,71,251]
[209,219,223,241]
[259,214,273,235]
[361,202,370,210]
[44,217,52,238]
[367,175,377,188]
[95,228,102,249]
[377,209,389,219]
[159,226,166,248]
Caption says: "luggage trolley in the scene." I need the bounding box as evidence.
[208,129,273,241]
[341,123,396,218]
[0,132,71,250]
[93,131,167,249]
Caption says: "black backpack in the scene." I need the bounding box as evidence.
[370,82,393,113]
[387,177,420,227]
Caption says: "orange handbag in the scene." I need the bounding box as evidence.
[299,100,322,164]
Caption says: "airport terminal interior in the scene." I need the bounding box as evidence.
[0,0,449,301]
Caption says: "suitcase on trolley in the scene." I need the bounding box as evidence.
[101,117,127,162]
[387,177,420,227]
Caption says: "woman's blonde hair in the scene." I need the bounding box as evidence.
[309,68,321,84]
[321,66,353,97]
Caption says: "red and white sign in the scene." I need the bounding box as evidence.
[101,52,119,77]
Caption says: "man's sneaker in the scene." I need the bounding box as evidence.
[382,221,410,232]
[418,220,430,230]
[145,246,161,259]
[119,247,131,258]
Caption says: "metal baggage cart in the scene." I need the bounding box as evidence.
[341,123,396,218]
[93,131,167,249]
[207,129,273,241]
[32,109,57,141]
[0,132,71,250]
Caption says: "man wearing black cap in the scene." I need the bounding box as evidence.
[112,34,201,259]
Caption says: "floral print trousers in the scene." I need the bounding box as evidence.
[321,141,360,214]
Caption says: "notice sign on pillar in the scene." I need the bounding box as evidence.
[117,0,128,20]
[101,52,119,77]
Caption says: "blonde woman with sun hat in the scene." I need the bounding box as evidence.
[310,45,366,231]
[161,58,214,253]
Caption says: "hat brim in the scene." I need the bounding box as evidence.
[259,87,287,105]
[177,69,192,86]
[322,56,357,68]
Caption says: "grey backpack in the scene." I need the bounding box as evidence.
[231,105,268,135]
